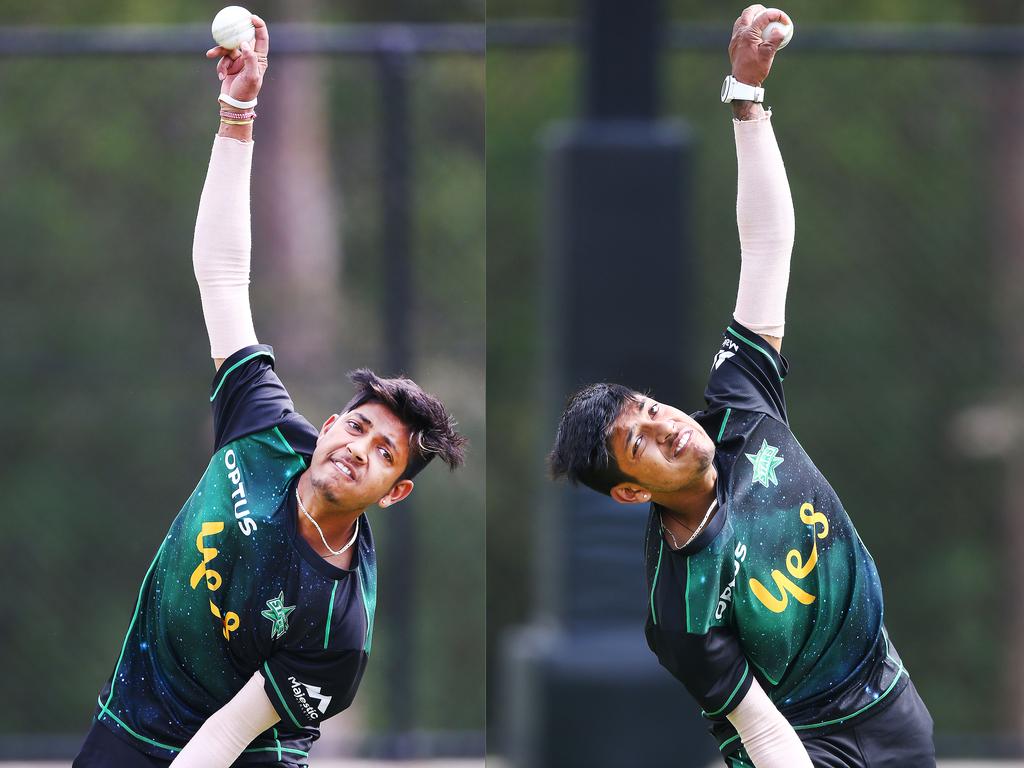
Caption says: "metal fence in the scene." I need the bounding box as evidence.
[0,22,483,760]
[487,19,1024,759]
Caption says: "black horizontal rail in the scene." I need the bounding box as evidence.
[0,22,483,57]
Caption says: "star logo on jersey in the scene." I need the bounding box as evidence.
[745,440,784,487]
[261,591,296,640]
[712,350,736,370]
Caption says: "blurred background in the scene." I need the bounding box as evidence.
[0,0,483,764]
[489,0,1024,765]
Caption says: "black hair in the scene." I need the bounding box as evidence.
[548,382,639,496]
[342,368,467,481]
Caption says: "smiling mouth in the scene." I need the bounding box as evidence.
[331,458,356,481]
[673,430,692,458]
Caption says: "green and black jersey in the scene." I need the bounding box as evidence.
[93,345,377,765]
[644,322,908,759]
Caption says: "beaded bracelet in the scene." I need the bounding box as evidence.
[219,109,257,121]
[220,117,255,126]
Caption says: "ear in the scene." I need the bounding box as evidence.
[319,414,340,439]
[610,483,651,505]
[378,479,414,508]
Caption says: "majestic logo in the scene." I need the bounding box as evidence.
[288,676,332,720]
[745,440,784,487]
[711,350,735,370]
[261,591,296,640]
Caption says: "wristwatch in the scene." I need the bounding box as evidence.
[721,75,764,104]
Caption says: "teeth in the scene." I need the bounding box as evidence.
[675,431,691,456]
[333,460,353,478]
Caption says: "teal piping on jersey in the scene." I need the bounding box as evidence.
[716,408,732,443]
[97,697,179,752]
[102,538,167,711]
[96,696,308,757]
[274,425,308,470]
[324,580,339,648]
[716,662,908,752]
[726,326,782,380]
[263,661,304,729]
[210,350,276,402]
[359,566,376,653]
[749,655,780,686]
[703,660,750,718]
[793,663,906,731]
[684,556,691,630]
[273,727,282,761]
[650,538,664,625]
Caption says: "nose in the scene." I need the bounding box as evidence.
[655,418,678,443]
[346,436,369,464]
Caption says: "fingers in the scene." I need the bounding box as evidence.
[251,14,270,55]
[206,45,241,60]
[216,54,245,81]
[734,4,766,34]
[751,7,791,32]
[238,40,259,77]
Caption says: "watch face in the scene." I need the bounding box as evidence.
[721,76,732,102]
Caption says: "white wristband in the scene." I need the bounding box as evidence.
[219,94,258,110]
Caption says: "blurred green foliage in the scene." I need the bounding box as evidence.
[0,3,483,747]
[487,0,1010,741]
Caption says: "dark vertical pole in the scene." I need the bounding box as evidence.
[377,42,415,755]
[502,1,715,766]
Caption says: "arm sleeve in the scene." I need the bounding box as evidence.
[210,345,319,453]
[260,650,367,730]
[732,111,795,339]
[704,322,789,423]
[193,135,259,360]
[726,677,813,768]
[169,672,280,768]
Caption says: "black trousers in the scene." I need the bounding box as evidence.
[726,679,936,768]
[72,720,171,768]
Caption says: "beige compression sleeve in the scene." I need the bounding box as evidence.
[732,112,795,339]
[169,671,280,767]
[192,135,259,359]
[726,677,813,767]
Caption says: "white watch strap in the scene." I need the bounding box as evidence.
[721,76,764,104]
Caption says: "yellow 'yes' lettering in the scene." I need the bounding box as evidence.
[190,520,240,640]
[749,502,829,614]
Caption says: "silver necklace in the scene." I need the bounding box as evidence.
[296,488,359,557]
[661,497,718,551]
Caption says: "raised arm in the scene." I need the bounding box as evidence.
[728,5,795,353]
[193,15,270,371]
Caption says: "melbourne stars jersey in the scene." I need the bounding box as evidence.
[92,345,377,766]
[644,322,908,760]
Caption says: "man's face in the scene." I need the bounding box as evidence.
[309,401,414,511]
[608,395,716,497]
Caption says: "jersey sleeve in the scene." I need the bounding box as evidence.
[704,320,789,424]
[260,650,367,729]
[645,624,753,721]
[209,344,317,453]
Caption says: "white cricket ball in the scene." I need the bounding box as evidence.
[212,6,255,50]
[763,17,794,49]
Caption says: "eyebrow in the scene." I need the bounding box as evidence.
[350,411,398,453]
